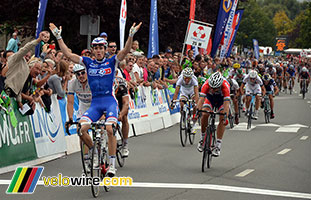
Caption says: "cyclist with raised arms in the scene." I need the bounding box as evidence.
[170,67,199,124]
[197,72,230,157]
[262,73,279,119]
[240,70,266,120]
[49,22,142,177]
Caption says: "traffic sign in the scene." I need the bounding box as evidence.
[185,22,212,48]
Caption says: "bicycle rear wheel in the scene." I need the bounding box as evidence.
[80,141,88,176]
[116,126,125,167]
[179,111,187,147]
[188,112,195,145]
[91,141,101,197]
[302,81,306,99]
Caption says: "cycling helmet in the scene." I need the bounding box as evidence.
[208,72,224,88]
[262,73,271,81]
[91,37,108,47]
[249,70,258,78]
[289,64,295,70]
[73,64,85,73]
[237,68,243,75]
[182,67,194,78]
[302,67,308,72]
[275,63,280,67]
[233,63,240,69]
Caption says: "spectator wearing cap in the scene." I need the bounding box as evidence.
[99,32,108,41]
[107,41,117,59]
[3,31,48,103]
[81,49,91,57]
[6,32,19,53]
[165,47,173,58]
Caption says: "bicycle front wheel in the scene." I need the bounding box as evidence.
[247,103,253,129]
[188,113,195,145]
[90,141,101,197]
[80,140,88,176]
[202,128,213,172]
[116,126,125,167]
[179,111,187,147]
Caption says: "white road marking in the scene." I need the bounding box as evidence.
[277,149,292,155]
[300,136,309,140]
[276,127,300,133]
[235,169,255,177]
[307,101,311,104]
[285,124,309,128]
[1,180,311,199]
[256,123,280,127]
[232,122,256,131]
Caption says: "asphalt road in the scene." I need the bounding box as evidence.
[1,85,311,200]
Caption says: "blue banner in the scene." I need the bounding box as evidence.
[147,0,159,58]
[35,0,48,57]
[226,9,244,57]
[253,39,260,60]
[211,0,233,58]
[164,89,180,115]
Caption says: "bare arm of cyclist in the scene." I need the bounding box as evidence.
[66,94,74,121]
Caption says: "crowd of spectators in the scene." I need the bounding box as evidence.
[1,29,311,116]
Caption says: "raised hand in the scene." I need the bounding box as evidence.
[129,22,142,37]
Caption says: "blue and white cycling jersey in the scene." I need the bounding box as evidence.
[287,68,296,77]
[79,55,119,123]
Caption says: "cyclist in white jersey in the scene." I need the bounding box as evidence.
[171,68,199,122]
[240,70,266,119]
[67,64,92,121]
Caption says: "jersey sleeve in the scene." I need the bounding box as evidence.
[232,79,239,90]
[243,74,248,84]
[176,76,183,87]
[222,80,231,101]
[257,76,263,86]
[200,81,209,97]
[192,76,198,86]
[81,56,92,69]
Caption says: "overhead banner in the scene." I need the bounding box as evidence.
[30,95,67,158]
[226,9,244,57]
[119,0,127,50]
[219,0,239,59]
[35,0,48,57]
[147,0,159,58]
[211,0,233,58]
[185,22,212,49]
[253,39,260,60]
[275,37,288,53]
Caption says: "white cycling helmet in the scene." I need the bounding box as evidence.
[208,72,224,88]
[182,67,194,78]
[73,64,85,73]
[249,70,258,78]
[91,37,108,47]
[302,67,308,72]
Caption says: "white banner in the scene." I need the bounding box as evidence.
[119,0,127,50]
[185,22,212,49]
[30,95,67,158]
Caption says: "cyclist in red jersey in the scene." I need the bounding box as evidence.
[197,72,230,157]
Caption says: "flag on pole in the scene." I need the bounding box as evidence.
[226,9,244,57]
[187,0,196,52]
[219,0,239,59]
[35,0,48,57]
[253,39,260,60]
[119,0,127,50]
[147,0,159,58]
[211,0,233,58]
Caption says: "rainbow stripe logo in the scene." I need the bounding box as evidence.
[6,166,44,194]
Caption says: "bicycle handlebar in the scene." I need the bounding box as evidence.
[197,110,226,115]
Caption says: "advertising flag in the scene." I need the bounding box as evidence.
[219,0,239,59]
[147,0,159,58]
[187,0,196,51]
[119,0,127,50]
[253,39,260,60]
[226,9,244,57]
[211,0,234,58]
[35,0,48,57]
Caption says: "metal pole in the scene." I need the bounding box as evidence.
[180,20,191,65]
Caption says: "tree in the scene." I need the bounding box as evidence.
[273,11,293,36]
[236,0,276,48]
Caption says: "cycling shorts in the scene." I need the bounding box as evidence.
[203,94,225,111]
[245,84,262,96]
[81,96,118,124]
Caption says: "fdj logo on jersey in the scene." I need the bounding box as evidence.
[89,68,112,77]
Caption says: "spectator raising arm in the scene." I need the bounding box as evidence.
[49,23,80,64]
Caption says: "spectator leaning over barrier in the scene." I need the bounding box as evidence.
[3,31,48,103]
[37,60,53,112]
[47,60,69,99]
[6,32,19,53]
[20,59,47,114]
[132,53,145,84]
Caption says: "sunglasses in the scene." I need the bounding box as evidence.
[109,45,117,48]
[76,71,86,76]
